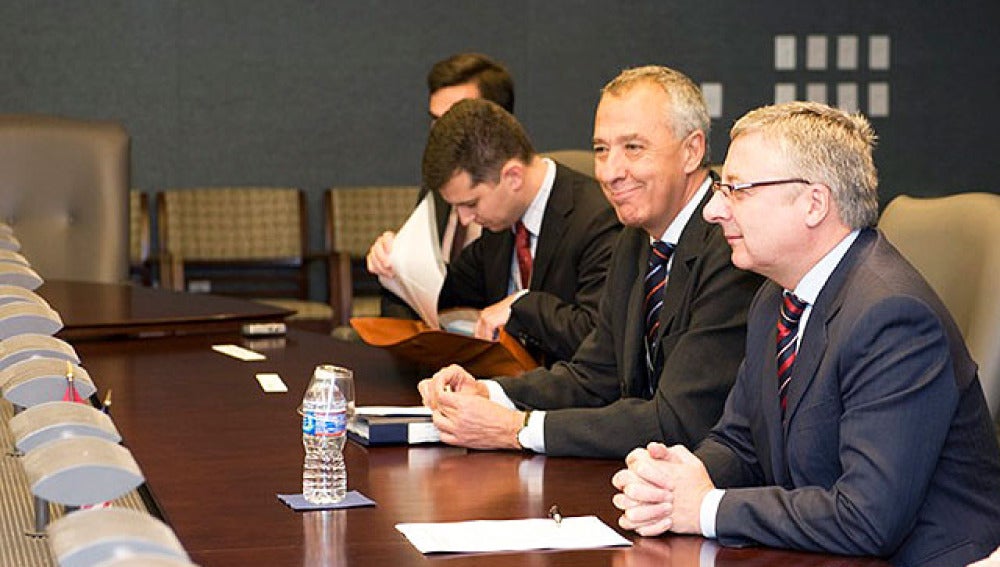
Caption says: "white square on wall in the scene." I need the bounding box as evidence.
[806,83,828,104]
[806,35,828,70]
[869,35,891,70]
[774,83,797,104]
[869,82,890,117]
[837,35,859,70]
[775,35,796,70]
[701,82,724,118]
[837,83,859,113]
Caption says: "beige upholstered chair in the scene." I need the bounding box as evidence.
[879,193,1000,419]
[129,190,153,285]
[542,149,595,178]
[158,187,332,320]
[326,185,420,326]
[0,114,130,283]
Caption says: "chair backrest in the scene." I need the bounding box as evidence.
[542,149,595,178]
[325,186,419,324]
[157,187,308,299]
[0,114,130,283]
[129,190,152,285]
[879,192,1000,417]
[326,186,420,257]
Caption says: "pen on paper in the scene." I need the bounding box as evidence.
[548,504,562,526]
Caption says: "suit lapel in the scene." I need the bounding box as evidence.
[782,230,875,427]
[623,232,649,397]
[531,165,573,290]
[484,231,515,302]
[756,287,790,486]
[656,190,713,342]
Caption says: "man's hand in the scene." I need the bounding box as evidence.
[432,391,524,450]
[418,364,488,410]
[474,293,523,340]
[611,443,715,536]
[365,231,397,278]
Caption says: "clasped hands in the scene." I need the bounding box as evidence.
[611,442,716,537]
[418,364,524,450]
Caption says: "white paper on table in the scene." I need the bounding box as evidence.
[395,515,631,554]
[378,194,446,329]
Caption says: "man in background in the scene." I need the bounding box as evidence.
[368,98,619,364]
[377,52,515,319]
[611,101,1000,566]
[417,66,763,457]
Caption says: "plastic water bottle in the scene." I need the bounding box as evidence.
[301,365,348,504]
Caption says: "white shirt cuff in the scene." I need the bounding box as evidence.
[483,380,516,409]
[700,489,725,539]
[517,410,546,453]
[483,380,546,453]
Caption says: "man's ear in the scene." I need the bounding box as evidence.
[500,159,525,192]
[681,130,706,174]
[803,183,833,228]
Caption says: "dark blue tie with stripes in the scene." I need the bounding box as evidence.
[776,291,808,415]
[643,240,675,395]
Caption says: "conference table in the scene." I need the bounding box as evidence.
[72,322,891,566]
[37,280,292,340]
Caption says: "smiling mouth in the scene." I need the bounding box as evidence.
[607,186,640,202]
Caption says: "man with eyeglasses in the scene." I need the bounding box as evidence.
[417,65,763,458]
[611,101,1000,565]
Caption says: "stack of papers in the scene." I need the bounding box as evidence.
[378,195,447,329]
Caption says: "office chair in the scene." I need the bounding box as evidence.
[0,114,130,283]
[879,192,1000,419]
[542,149,595,178]
[325,185,420,326]
[158,187,332,321]
[129,190,153,286]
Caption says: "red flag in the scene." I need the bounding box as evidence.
[63,361,86,404]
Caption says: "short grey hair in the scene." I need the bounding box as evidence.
[602,65,711,166]
[731,101,879,229]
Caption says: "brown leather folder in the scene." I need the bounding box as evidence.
[350,317,538,377]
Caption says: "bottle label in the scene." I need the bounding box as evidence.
[302,411,346,436]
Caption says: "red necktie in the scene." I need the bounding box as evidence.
[514,221,532,289]
[776,291,808,415]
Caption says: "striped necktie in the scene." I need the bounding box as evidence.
[643,240,675,393]
[776,291,808,414]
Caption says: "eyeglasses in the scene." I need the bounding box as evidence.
[711,178,811,199]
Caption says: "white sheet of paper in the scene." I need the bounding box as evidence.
[378,194,446,329]
[395,515,631,554]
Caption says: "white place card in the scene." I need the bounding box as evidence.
[211,344,266,361]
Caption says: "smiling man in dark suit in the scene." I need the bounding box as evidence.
[612,101,1000,566]
[368,98,621,365]
[417,66,763,458]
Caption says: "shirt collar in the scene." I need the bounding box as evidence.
[792,230,861,304]
[652,174,712,245]
[517,157,556,237]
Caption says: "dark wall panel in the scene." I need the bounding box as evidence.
[2,1,997,260]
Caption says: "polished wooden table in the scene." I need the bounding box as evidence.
[37,280,292,340]
[73,329,889,566]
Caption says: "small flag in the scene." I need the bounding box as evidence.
[63,360,86,404]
